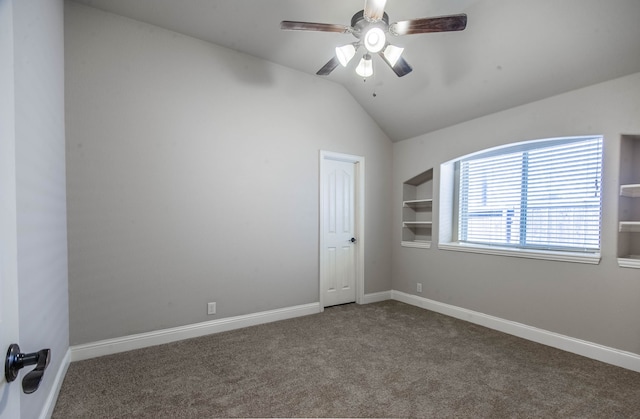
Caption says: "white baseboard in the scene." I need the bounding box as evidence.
[66,291,640,376]
[71,302,321,362]
[40,348,71,419]
[391,290,640,373]
[362,290,392,304]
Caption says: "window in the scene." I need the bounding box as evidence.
[440,136,603,263]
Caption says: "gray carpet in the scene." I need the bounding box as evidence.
[53,301,640,418]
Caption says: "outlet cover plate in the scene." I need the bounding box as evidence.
[207,302,216,315]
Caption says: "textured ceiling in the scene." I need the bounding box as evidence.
[70,0,640,142]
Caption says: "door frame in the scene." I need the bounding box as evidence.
[319,150,365,310]
[0,0,21,416]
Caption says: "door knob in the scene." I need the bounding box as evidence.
[5,343,51,394]
[350,237,357,243]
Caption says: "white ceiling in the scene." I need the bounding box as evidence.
[70,0,640,142]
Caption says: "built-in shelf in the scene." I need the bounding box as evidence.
[401,169,433,248]
[619,221,640,232]
[617,134,640,268]
[401,240,432,249]
[403,199,433,209]
[620,184,640,198]
[617,256,640,269]
[403,221,433,228]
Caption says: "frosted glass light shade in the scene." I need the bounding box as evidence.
[355,54,373,77]
[364,27,386,53]
[336,44,356,67]
[383,44,404,66]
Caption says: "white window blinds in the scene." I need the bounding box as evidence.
[458,136,603,253]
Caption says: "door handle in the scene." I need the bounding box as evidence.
[5,343,51,394]
[349,237,357,243]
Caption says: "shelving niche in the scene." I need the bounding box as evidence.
[617,134,640,268]
[402,168,433,248]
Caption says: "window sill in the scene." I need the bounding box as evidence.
[438,242,601,265]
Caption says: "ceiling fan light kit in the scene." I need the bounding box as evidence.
[382,44,404,67]
[356,54,374,78]
[363,27,386,53]
[336,44,357,67]
[281,0,467,79]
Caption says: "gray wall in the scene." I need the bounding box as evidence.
[392,72,640,354]
[65,2,392,345]
[13,0,69,417]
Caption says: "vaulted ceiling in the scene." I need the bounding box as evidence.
[71,0,640,142]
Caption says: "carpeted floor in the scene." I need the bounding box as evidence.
[53,301,640,418]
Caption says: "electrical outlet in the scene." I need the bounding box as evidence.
[417,283,422,293]
[207,302,216,315]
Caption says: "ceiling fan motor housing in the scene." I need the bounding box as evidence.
[350,10,390,40]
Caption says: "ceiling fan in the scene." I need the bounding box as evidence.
[280,0,467,78]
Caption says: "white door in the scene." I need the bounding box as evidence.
[321,158,357,307]
[0,0,22,415]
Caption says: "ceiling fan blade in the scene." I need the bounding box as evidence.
[316,56,340,76]
[390,14,467,36]
[378,52,413,77]
[363,0,387,22]
[280,21,351,33]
